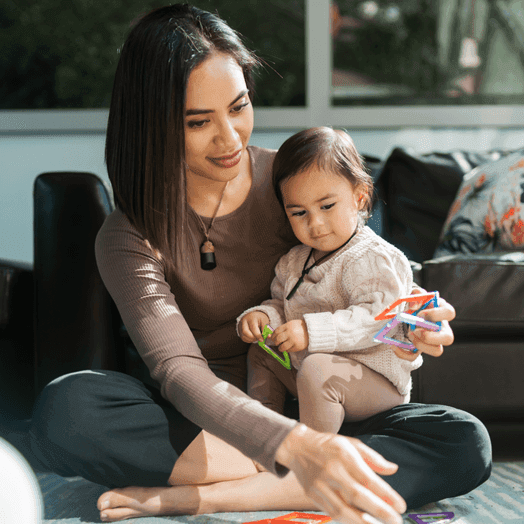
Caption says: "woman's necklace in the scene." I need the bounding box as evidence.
[286,227,359,300]
[194,181,229,271]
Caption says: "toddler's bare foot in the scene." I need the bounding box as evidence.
[97,484,205,522]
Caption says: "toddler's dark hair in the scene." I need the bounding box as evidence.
[272,127,373,223]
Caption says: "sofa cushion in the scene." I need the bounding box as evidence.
[421,252,524,337]
[413,338,524,421]
[376,148,515,262]
[434,150,524,258]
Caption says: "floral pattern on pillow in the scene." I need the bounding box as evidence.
[434,151,524,258]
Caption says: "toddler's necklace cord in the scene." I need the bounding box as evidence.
[286,227,358,301]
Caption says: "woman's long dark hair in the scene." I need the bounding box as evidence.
[105,3,260,269]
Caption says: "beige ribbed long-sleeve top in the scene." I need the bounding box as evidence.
[95,146,300,474]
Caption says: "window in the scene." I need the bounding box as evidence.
[331,0,524,106]
[2,0,524,131]
[1,0,305,109]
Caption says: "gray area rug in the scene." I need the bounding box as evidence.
[37,462,524,524]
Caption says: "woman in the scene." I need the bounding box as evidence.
[29,5,491,524]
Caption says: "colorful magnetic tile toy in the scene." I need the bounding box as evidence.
[408,511,455,523]
[243,512,332,524]
[373,292,442,352]
[257,324,291,370]
[374,292,439,321]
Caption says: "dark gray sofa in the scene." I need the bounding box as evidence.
[1,148,523,453]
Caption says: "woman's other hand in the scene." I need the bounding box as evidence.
[393,288,456,362]
[276,424,406,524]
[239,312,270,343]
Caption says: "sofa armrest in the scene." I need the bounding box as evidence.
[420,252,524,337]
[33,172,124,394]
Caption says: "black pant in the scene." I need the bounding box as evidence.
[29,369,492,509]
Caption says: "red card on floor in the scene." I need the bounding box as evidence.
[243,512,332,524]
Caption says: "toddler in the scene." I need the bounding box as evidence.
[237,127,422,433]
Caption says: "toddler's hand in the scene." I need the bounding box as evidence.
[239,312,270,343]
[271,320,309,352]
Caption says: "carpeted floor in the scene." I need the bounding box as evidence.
[34,462,524,524]
[3,420,524,524]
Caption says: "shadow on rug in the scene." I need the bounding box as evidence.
[37,462,524,524]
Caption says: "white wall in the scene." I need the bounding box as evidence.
[3,127,524,264]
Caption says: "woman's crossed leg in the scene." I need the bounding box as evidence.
[97,429,317,521]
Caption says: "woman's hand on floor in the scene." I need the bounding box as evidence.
[393,288,456,362]
[275,424,406,524]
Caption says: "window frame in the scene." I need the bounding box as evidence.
[2,0,524,133]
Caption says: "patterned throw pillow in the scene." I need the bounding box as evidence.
[434,151,524,258]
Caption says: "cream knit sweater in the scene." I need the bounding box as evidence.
[238,226,422,396]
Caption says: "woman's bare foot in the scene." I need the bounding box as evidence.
[97,484,205,522]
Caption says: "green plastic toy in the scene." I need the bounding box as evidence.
[258,324,291,370]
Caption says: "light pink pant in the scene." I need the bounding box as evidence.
[247,344,409,433]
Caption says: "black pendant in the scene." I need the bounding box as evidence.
[201,251,216,270]
[200,240,216,270]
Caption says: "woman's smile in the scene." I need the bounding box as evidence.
[208,149,242,168]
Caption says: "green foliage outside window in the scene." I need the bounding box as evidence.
[0,0,305,109]
[333,0,443,97]
[332,0,524,105]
